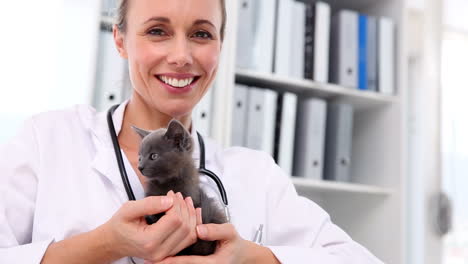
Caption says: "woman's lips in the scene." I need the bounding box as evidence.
[155,75,200,94]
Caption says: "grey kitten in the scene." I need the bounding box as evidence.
[132,119,228,256]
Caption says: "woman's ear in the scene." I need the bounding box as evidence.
[113,25,128,59]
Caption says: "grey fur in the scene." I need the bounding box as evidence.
[132,119,228,256]
[131,125,151,139]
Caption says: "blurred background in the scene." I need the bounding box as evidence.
[0,0,468,263]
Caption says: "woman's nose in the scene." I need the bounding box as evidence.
[167,36,193,68]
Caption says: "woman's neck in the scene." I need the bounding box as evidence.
[118,95,192,152]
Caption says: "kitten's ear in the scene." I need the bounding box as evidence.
[131,125,151,139]
[164,119,193,152]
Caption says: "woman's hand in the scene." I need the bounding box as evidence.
[102,191,199,262]
[152,223,280,264]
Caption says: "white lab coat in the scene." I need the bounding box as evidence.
[0,102,383,264]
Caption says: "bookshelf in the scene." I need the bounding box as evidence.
[292,178,394,195]
[94,0,408,262]
[213,0,406,263]
[236,69,397,110]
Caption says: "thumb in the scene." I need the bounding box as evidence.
[121,196,173,220]
[196,223,237,241]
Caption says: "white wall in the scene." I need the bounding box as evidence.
[0,0,100,143]
[406,0,443,263]
[443,0,468,32]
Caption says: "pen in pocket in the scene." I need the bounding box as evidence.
[252,224,264,245]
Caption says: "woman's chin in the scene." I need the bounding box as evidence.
[161,104,195,119]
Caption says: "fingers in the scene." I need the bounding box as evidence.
[164,195,198,256]
[186,197,197,236]
[156,255,212,264]
[196,208,202,225]
[165,191,180,217]
[196,223,237,241]
[147,191,180,242]
[120,196,173,220]
[146,191,198,257]
[177,192,189,224]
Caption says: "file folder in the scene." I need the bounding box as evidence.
[329,10,358,88]
[293,98,327,179]
[246,87,278,156]
[324,102,354,182]
[231,84,249,146]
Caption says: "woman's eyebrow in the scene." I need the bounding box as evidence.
[142,17,216,29]
[193,19,216,29]
[143,16,170,24]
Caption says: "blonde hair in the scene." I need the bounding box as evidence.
[115,0,227,41]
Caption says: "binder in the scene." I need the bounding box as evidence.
[246,87,278,157]
[378,17,396,95]
[274,0,294,75]
[274,0,305,77]
[293,98,327,179]
[304,1,331,83]
[358,14,368,90]
[277,92,298,176]
[367,16,378,92]
[329,10,358,88]
[324,102,354,182]
[235,0,255,69]
[290,0,306,79]
[93,30,128,112]
[251,0,277,73]
[192,87,213,137]
[273,0,301,174]
[231,84,249,146]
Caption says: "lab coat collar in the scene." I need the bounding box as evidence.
[88,100,207,192]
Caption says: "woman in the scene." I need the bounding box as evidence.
[0,0,382,263]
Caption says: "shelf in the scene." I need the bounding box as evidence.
[235,69,397,110]
[291,177,394,196]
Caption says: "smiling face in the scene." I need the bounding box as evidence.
[114,0,223,119]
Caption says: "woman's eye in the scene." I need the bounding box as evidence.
[192,30,212,39]
[150,153,159,160]
[148,28,166,36]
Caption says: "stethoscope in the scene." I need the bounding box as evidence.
[106,104,230,224]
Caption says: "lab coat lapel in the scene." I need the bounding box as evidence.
[89,102,129,193]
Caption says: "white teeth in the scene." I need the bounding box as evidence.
[178,79,185,87]
[158,76,195,88]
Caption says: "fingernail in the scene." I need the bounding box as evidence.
[162,196,173,207]
[197,225,207,237]
[177,192,183,199]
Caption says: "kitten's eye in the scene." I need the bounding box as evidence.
[150,153,159,160]
[138,156,142,162]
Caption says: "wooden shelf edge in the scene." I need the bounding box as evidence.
[235,69,398,109]
[291,177,394,196]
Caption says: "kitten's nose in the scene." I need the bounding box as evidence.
[138,165,144,172]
